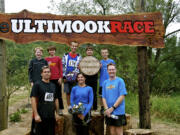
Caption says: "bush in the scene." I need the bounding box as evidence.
[20,108,28,114]
[10,110,21,122]
[151,94,180,123]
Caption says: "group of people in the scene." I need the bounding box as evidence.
[29,41,127,135]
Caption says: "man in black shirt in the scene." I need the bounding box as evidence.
[30,66,60,135]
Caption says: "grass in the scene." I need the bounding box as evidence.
[9,88,30,106]
[126,91,180,124]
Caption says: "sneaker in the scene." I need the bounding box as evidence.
[59,109,63,116]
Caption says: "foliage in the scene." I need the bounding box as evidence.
[126,92,180,123]
[9,109,21,122]
[48,0,133,15]
[9,108,28,122]
[149,36,180,94]
[20,108,28,114]
[150,93,180,123]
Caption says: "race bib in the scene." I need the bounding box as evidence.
[68,60,76,67]
[44,92,54,102]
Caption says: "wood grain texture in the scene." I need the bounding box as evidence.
[0,10,164,48]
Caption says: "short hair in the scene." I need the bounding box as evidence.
[107,63,116,69]
[41,65,50,73]
[71,41,79,45]
[34,47,43,53]
[86,45,93,51]
[76,72,86,81]
[47,45,56,51]
[101,48,108,51]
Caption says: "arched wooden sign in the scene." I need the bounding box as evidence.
[0,10,164,48]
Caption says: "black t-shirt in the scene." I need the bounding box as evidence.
[28,58,48,83]
[30,80,57,118]
[85,73,98,84]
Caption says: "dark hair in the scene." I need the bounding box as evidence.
[41,66,50,73]
[107,63,116,69]
[86,45,93,51]
[47,45,56,51]
[76,72,86,81]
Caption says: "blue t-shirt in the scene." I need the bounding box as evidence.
[102,77,127,115]
[70,85,93,116]
[99,59,115,87]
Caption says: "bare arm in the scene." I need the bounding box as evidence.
[113,95,125,108]
[31,97,41,122]
[55,99,60,121]
[103,95,125,117]
[102,98,108,110]
[55,98,59,114]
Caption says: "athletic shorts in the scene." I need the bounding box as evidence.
[105,114,127,127]
[64,82,76,94]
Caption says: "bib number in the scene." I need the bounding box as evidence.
[44,92,54,102]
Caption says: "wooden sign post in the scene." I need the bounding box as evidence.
[136,0,151,128]
[0,0,8,131]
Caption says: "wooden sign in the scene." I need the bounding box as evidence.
[79,56,100,75]
[0,10,164,48]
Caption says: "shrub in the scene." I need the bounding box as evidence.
[10,110,21,122]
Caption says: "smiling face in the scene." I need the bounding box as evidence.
[107,64,116,80]
[101,49,109,60]
[70,42,79,54]
[35,49,43,59]
[77,73,86,85]
[48,49,56,57]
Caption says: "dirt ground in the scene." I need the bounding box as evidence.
[5,89,180,135]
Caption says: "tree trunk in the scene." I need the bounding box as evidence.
[0,0,8,131]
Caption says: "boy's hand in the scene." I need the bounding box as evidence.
[78,114,85,120]
[58,78,62,85]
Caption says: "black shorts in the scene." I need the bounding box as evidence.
[30,118,55,135]
[105,114,127,127]
[99,87,102,97]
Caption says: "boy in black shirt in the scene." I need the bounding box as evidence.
[28,47,48,86]
[84,46,98,110]
[30,66,60,135]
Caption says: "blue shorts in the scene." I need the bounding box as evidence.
[64,82,76,94]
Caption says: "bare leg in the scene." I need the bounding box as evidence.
[109,126,116,135]
[115,126,123,135]
[66,93,70,106]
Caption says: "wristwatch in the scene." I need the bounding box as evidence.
[112,105,116,110]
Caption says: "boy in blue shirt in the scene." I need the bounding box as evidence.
[102,63,127,135]
[99,48,115,114]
